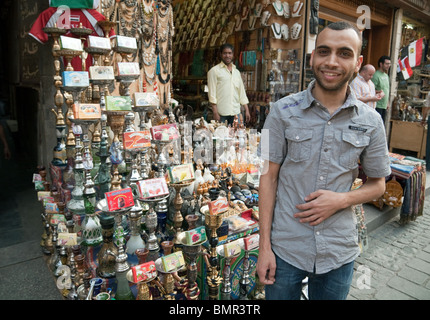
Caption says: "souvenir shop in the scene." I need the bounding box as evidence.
[21,0,428,301]
[25,0,313,301]
[385,13,430,225]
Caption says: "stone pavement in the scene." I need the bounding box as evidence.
[348,196,430,300]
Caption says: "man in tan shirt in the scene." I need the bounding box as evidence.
[207,43,250,125]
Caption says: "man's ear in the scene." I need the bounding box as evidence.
[310,50,315,67]
[356,55,363,73]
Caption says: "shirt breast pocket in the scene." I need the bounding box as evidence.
[285,128,313,162]
[340,131,370,169]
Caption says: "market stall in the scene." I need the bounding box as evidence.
[30,0,269,301]
[27,0,394,301]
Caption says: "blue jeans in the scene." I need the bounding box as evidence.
[220,113,242,126]
[265,253,355,300]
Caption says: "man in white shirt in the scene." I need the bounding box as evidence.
[207,44,250,125]
[350,64,384,109]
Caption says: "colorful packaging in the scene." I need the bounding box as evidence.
[208,197,229,215]
[88,35,111,50]
[150,123,180,141]
[134,92,159,107]
[131,261,157,282]
[223,240,242,258]
[104,187,134,211]
[63,71,89,87]
[243,234,259,251]
[57,233,78,246]
[72,103,101,120]
[105,96,133,111]
[167,163,195,183]
[116,35,137,50]
[45,202,59,214]
[123,130,151,150]
[89,66,115,80]
[117,62,140,76]
[60,35,83,51]
[137,177,169,199]
[161,251,185,272]
[184,226,207,245]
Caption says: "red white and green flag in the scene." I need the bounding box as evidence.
[408,37,424,68]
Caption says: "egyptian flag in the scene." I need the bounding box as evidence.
[399,56,413,80]
[49,0,100,9]
[408,37,424,68]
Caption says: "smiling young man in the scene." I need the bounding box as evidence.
[257,21,391,300]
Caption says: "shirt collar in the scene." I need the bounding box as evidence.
[220,61,236,71]
[303,80,359,112]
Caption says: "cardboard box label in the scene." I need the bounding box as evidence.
[88,35,111,50]
[131,261,157,282]
[73,103,101,120]
[161,251,185,272]
[184,226,207,245]
[63,71,89,87]
[167,163,195,183]
[208,197,229,215]
[105,187,135,211]
[89,66,115,80]
[137,177,169,199]
[105,96,133,111]
[150,123,180,141]
[123,130,151,150]
[117,62,140,76]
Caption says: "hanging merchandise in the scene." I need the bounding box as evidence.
[291,1,303,17]
[271,22,282,39]
[291,22,302,40]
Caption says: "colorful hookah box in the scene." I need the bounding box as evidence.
[105,96,133,111]
[167,163,195,183]
[208,197,229,215]
[72,103,101,120]
[131,261,157,282]
[115,35,137,50]
[60,35,83,51]
[89,66,115,80]
[161,251,185,272]
[137,177,169,199]
[123,130,151,150]
[87,35,111,50]
[243,233,259,251]
[63,71,89,87]
[134,92,159,107]
[104,187,135,211]
[223,239,242,258]
[117,62,140,76]
[150,123,180,141]
[184,226,207,245]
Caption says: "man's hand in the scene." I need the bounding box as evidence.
[375,90,385,99]
[294,190,348,226]
[256,248,276,285]
[211,104,220,121]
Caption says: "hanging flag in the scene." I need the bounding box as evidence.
[408,37,424,68]
[399,56,413,80]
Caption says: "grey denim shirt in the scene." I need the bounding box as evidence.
[258,81,391,274]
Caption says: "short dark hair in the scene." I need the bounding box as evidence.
[220,43,234,52]
[317,21,363,55]
[377,55,391,67]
